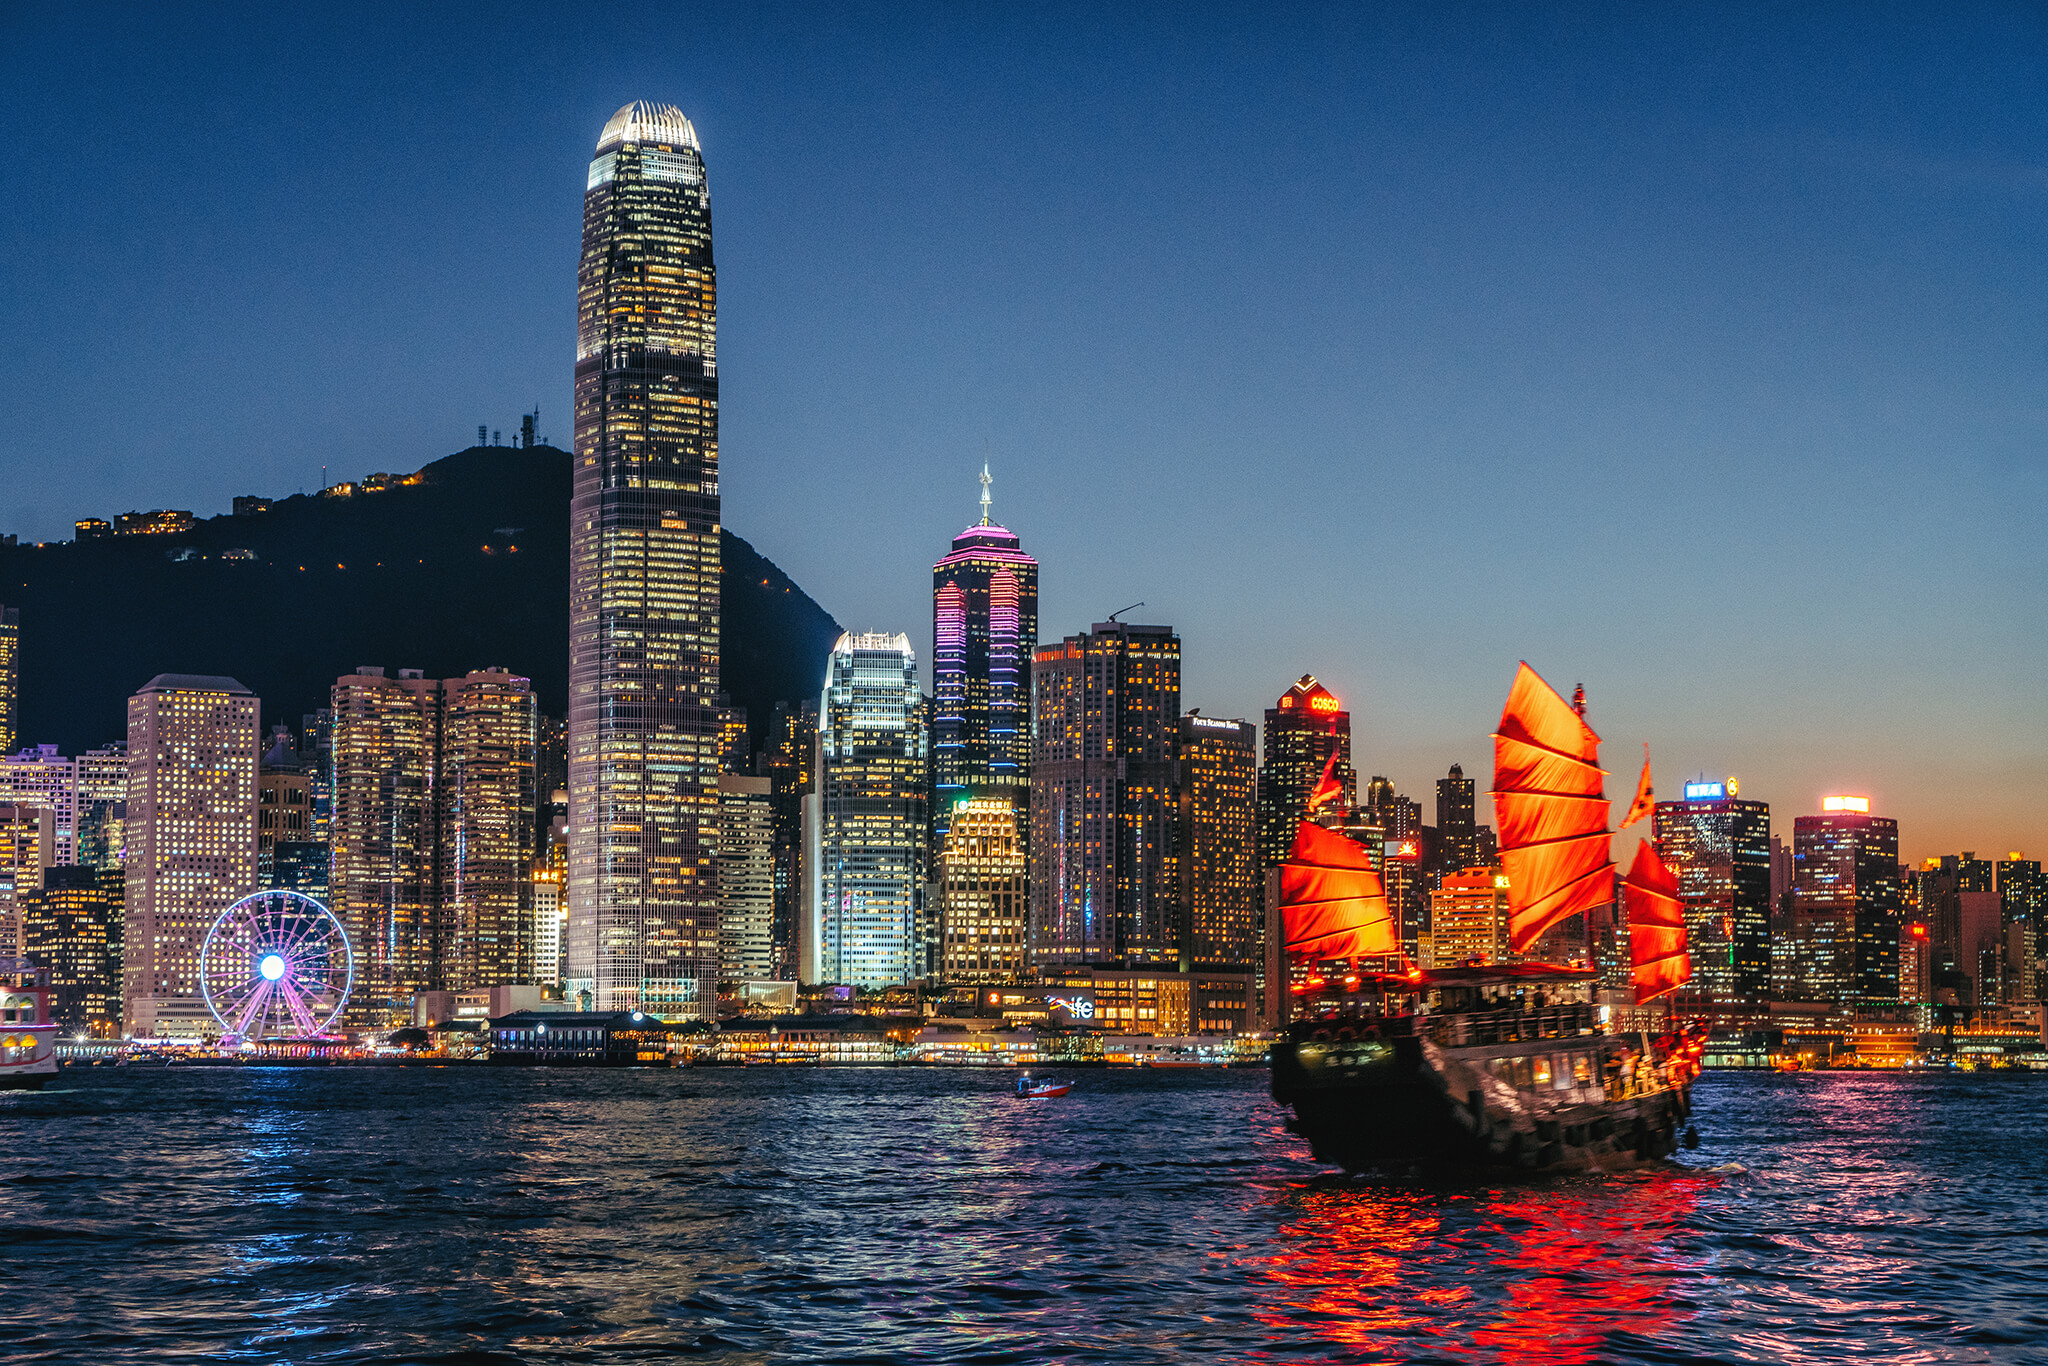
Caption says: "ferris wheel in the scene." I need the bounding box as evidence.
[200,890,354,1040]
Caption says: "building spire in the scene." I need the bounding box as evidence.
[979,462,992,526]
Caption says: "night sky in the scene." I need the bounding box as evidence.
[2,3,2043,859]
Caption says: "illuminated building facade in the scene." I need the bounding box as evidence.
[1791,798,1901,1003]
[815,634,929,987]
[1999,855,2046,1001]
[931,474,1038,849]
[330,668,439,1024]
[0,608,19,761]
[1425,869,1509,968]
[1030,621,1181,964]
[0,803,52,959]
[764,700,817,981]
[1174,713,1259,966]
[717,774,776,982]
[1651,781,1771,1002]
[1256,676,1354,872]
[124,675,259,1037]
[256,737,312,888]
[531,868,564,989]
[569,101,722,1020]
[937,796,1029,980]
[0,743,125,873]
[1364,777,1427,952]
[1435,764,1482,875]
[439,670,538,991]
[22,865,121,1033]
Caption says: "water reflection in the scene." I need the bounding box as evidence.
[1256,1173,1706,1362]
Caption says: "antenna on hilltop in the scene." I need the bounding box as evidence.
[1106,601,1145,623]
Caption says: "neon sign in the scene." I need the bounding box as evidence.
[1046,995,1095,1019]
[1188,716,1240,731]
[1684,781,1725,801]
[1309,696,1340,713]
[1385,839,1422,862]
[1823,795,1870,813]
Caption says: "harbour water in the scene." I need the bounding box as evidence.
[4,1067,2044,1364]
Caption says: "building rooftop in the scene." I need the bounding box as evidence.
[138,673,252,696]
[596,101,699,153]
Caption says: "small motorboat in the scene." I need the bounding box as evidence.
[1015,1075,1072,1099]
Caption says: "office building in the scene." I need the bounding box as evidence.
[1999,855,2046,1001]
[1425,868,1509,968]
[931,471,1038,846]
[0,803,52,958]
[330,668,439,1025]
[531,866,564,989]
[1435,764,1479,877]
[1256,676,1354,872]
[1175,713,1259,966]
[764,701,818,982]
[1651,780,1771,1002]
[0,743,126,870]
[0,606,15,755]
[936,795,1029,981]
[1364,777,1427,951]
[1790,797,1902,1004]
[123,675,259,1037]
[440,669,538,991]
[814,634,929,988]
[257,732,313,887]
[569,101,723,1020]
[22,865,121,1034]
[717,774,776,983]
[1030,621,1180,964]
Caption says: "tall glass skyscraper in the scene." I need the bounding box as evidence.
[814,634,929,988]
[931,469,1037,847]
[568,102,722,1018]
[1651,783,1771,1002]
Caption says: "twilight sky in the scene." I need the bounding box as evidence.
[2,3,2043,860]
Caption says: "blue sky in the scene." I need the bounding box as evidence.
[2,2,2043,857]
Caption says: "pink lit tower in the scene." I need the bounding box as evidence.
[931,466,1038,850]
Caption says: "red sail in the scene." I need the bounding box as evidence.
[1619,743,1654,829]
[1625,840,1690,1005]
[1492,662,1614,953]
[1281,820,1396,962]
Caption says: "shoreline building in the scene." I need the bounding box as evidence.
[930,469,1038,853]
[1030,620,1181,965]
[0,606,15,754]
[763,701,818,983]
[123,675,259,1037]
[1790,795,1902,1004]
[1651,779,1771,1002]
[568,100,723,1020]
[22,865,122,1034]
[1174,713,1259,967]
[936,795,1029,980]
[813,634,928,988]
[0,803,52,959]
[440,670,539,993]
[1425,868,1510,967]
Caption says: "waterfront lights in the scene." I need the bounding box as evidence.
[259,954,286,982]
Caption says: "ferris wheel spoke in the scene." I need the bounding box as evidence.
[278,978,321,1035]
[213,975,262,1017]
[231,979,274,1039]
[205,892,353,1041]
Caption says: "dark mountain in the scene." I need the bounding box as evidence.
[0,446,842,755]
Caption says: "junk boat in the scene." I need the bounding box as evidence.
[1270,663,1703,1173]
[1,957,59,1092]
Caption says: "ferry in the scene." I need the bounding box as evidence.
[1,957,59,1091]
[1269,664,1702,1174]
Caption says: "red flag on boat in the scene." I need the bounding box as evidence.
[1492,662,1615,953]
[1280,819,1396,962]
[1619,744,1654,829]
[1625,840,1690,1005]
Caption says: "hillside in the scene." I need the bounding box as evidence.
[0,446,842,755]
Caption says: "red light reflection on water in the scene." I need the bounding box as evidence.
[1251,1175,1708,1364]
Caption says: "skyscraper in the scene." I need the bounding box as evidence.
[1175,713,1259,966]
[0,803,51,959]
[330,668,438,1025]
[763,700,818,982]
[0,606,17,755]
[1256,677,1354,873]
[1651,780,1771,1002]
[569,100,722,1020]
[124,675,259,1037]
[22,865,121,1034]
[931,469,1039,847]
[440,669,538,992]
[1435,764,1478,873]
[717,774,776,983]
[1030,620,1180,964]
[936,796,1029,981]
[814,633,928,988]
[1791,796,1902,1003]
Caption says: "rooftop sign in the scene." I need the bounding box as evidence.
[1683,781,1725,802]
[1823,795,1871,813]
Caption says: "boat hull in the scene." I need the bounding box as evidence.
[1272,1028,1689,1174]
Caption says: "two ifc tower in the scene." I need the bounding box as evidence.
[568,102,1043,1015]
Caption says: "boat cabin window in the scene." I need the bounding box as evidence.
[1530,1057,1552,1087]
[1571,1054,1593,1085]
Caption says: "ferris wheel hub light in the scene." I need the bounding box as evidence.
[259,953,287,981]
